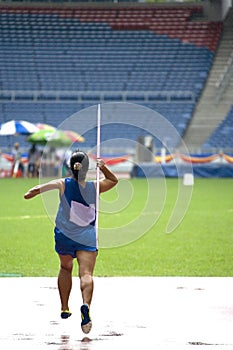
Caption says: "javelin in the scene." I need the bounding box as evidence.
[95,103,101,248]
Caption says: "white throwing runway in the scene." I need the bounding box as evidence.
[1,277,233,349]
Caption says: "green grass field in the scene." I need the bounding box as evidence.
[0,177,232,277]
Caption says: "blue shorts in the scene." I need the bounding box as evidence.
[54,228,97,258]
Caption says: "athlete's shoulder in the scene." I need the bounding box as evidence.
[64,176,72,182]
[64,177,75,184]
[86,180,95,189]
[55,178,65,193]
[64,177,79,191]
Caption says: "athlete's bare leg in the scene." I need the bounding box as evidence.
[76,250,98,306]
[58,254,73,311]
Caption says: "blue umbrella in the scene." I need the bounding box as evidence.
[0,120,39,136]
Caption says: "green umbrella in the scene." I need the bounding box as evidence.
[28,129,85,147]
[27,129,54,145]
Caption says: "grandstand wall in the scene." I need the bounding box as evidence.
[0,2,223,148]
[0,1,232,179]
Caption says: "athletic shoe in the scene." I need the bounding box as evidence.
[61,310,72,319]
[81,304,92,334]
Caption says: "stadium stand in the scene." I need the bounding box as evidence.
[0,4,222,149]
[182,6,233,150]
[202,105,233,149]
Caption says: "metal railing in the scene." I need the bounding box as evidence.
[0,90,196,103]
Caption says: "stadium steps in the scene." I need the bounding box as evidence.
[182,7,233,149]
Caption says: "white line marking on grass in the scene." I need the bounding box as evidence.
[0,215,48,220]
[0,212,159,221]
[105,211,161,216]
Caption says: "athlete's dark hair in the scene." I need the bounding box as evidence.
[70,150,89,181]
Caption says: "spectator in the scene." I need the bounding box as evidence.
[12,142,24,178]
[27,144,39,178]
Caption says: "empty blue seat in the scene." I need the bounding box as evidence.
[0,6,219,148]
[203,106,233,148]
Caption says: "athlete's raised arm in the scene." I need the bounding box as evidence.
[96,159,118,193]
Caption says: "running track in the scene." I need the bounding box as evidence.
[1,277,233,349]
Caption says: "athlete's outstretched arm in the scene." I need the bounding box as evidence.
[24,179,64,199]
